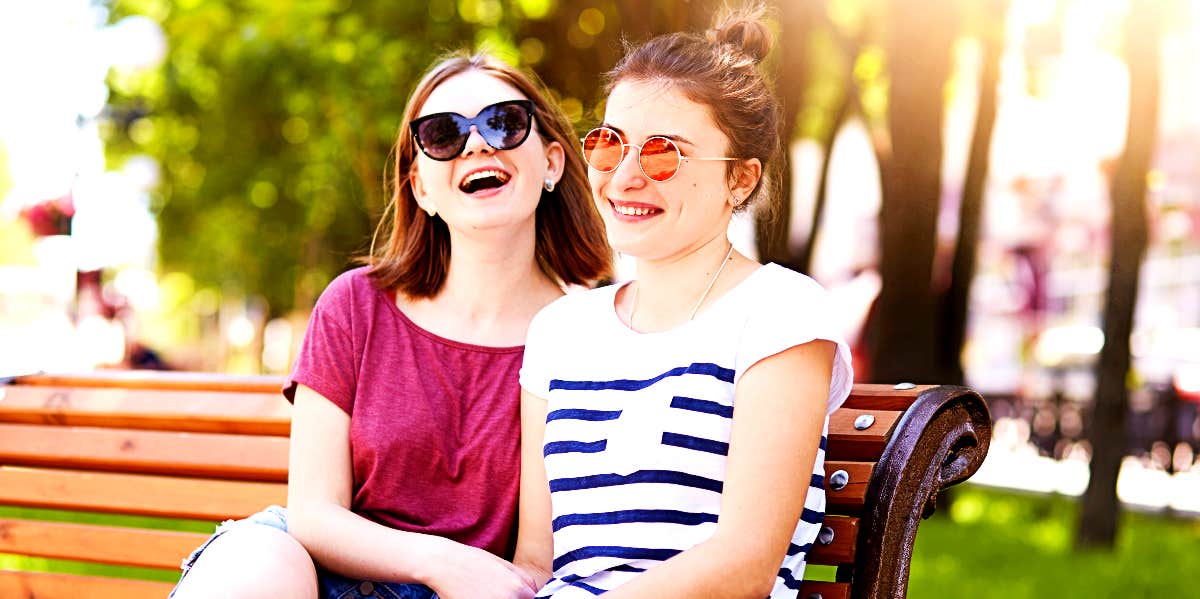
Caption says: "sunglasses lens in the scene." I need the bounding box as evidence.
[416,115,468,160]
[639,137,681,181]
[583,128,624,172]
[479,103,532,150]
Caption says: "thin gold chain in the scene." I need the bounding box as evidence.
[628,243,735,330]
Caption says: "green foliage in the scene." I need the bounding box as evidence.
[909,486,1200,598]
[105,0,528,314]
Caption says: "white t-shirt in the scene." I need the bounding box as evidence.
[520,263,854,599]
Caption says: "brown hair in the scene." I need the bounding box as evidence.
[604,4,780,214]
[366,52,612,297]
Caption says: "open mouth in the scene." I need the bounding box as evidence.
[611,201,663,217]
[459,169,512,194]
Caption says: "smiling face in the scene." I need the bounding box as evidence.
[410,70,564,237]
[591,80,755,262]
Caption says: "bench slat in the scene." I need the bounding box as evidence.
[823,461,874,512]
[796,580,850,599]
[0,517,207,570]
[825,409,902,461]
[0,423,288,481]
[0,386,290,435]
[806,515,858,566]
[0,569,174,599]
[840,384,936,411]
[0,468,286,520]
[10,371,284,393]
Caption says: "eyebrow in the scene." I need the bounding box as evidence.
[600,122,696,147]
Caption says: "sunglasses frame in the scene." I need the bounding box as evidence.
[580,127,740,183]
[410,99,536,161]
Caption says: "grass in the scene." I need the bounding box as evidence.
[908,485,1200,598]
[3,486,1199,596]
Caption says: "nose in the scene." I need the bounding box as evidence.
[607,144,647,192]
[460,125,493,157]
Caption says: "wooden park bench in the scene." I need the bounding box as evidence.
[0,371,991,599]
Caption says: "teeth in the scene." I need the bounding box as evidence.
[461,169,510,185]
[614,204,657,216]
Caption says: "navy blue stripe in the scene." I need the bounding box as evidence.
[544,440,608,456]
[569,581,607,595]
[552,546,681,571]
[819,435,827,451]
[811,473,825,489]
[787,541,813,556]
[800,507,823,525]
[546,408,621,422]
[661,432,729,456]
[778,566,803,590]
[669,395,734,418]
[549,362,734,392]
[553,509,719,531]
[609,564,646,573]
[550,470,724,493]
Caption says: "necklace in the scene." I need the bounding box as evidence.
[627,244,735,330]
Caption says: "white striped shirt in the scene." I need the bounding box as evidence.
[520,264,854,598]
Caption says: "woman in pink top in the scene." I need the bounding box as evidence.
[170,52,611,599]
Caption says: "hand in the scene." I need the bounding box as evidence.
[426,540,538,599]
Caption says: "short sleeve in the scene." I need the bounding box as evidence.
[283,271,360,414]
[519,297,561,397]
[733,267,854,414]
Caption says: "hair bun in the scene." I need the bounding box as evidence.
[708,6,772,63]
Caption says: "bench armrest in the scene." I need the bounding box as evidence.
[852,385,992,598]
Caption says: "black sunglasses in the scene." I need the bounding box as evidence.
[409,99,535,161]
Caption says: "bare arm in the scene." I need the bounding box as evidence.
[513,389,555,586]
[599,340,836,599]
[286,384,536,599]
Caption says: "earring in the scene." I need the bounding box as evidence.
[730,194,742,206]
[423,205,437,218]
[544,177,556,192]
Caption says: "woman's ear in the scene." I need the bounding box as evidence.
[410,169,437,217]
[543,140,566,188]
[729,158,762,206]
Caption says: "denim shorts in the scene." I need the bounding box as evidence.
[170,505,439,599]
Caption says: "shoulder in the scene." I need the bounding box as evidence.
[741,264,830,313]
[308,267,389,327]
[526,283,618,344]
[534,283,617,324]
[754,263,826,294]
[316,267,381,305]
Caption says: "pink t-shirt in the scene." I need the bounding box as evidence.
[285,267,524,558]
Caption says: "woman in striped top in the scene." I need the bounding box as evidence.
[513,6,854,598]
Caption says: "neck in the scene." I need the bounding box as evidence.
[439,227,551,319]
[401,223,561,345]
[628,232,734,331]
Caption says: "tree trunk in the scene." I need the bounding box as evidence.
[938,0,1008,385]
[758,0,816,267]
[1076,0,1162,551]
[867,0,960,384]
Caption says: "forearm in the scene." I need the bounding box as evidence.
[600,532,778,599]
[287,499,452,585]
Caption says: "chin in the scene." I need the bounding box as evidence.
[606,236,652,259]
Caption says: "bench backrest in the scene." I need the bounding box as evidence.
[0,372,990,599]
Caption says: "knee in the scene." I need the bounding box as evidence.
[172,524,318,599]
